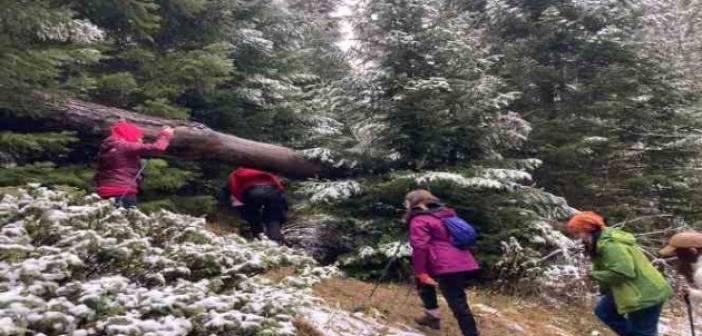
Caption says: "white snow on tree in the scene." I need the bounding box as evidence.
[0,185,362,336]
[297,180,363,203]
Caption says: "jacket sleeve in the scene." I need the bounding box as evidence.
[120,130,173,155]
[689,288,702,306]
[271,174,284,192]
[227,173,240,201]
[589,242,636,286]
[690,267,702,305]
[409,217,432,275]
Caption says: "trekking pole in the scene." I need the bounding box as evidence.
[686,293,696,336]
[352,241,406,312]
[117,158,151,206]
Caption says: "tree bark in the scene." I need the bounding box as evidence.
[40,97,325,178]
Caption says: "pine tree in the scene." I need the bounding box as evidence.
[1,0,352,217]
[294,0,578,277]
[481,0,702,226]
[0,0,104,111]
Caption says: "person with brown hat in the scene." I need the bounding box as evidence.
[567,211,673,336]
[660,231,702,303]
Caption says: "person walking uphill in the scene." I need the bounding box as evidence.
[405,189,480,336]
[568,212,673,336]
[95,121,174,208]
[660,231,702,305]
[226,167,287,243]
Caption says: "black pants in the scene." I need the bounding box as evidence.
[239,185,287,242]
[418,271,479,336]
[111,194,138,208]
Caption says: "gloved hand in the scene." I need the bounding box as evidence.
[678,284,691,299]
[416,273,438,286]
[231,196,244,207]
[161,127,175,137]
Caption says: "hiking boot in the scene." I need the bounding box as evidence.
[415,313,441,330]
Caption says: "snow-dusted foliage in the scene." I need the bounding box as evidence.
[642,0,702,94]
[297,180,363,203]
[233,29,275,57]
[299,148,358,169]
[410,167,535,192]
[300,147,337,165]
[340,241,412,268]
[38,19,105,43]
[0,186,342,336]
[518,189,578,221]
[486,111,532,152]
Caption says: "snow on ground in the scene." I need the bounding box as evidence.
[0,185,420,336]
[659,308,702,336]
[298,307,423,336]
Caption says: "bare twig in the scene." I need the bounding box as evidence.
[613,214,674,228]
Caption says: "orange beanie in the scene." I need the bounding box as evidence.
[567,211,605,234]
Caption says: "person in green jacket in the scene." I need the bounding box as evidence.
[568,211,673,336]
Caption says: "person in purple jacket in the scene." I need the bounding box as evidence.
[405,189,480,336]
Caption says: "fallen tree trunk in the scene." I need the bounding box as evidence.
[39,98,325,178]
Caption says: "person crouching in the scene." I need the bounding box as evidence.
[568,211,672,336]
[226,167,287,243]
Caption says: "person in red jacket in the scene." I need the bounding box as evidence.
[95,121,174,208]
[226,167,287,242]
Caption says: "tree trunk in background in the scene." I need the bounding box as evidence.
[39,98,325,178]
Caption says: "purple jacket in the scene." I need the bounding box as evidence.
[409,207,480,276]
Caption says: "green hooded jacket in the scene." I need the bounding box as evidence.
[590,228,673,314]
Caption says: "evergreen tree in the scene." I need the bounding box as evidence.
[295,0,577,277]
[1,0,351,217]
[482,0,702,225]
[0,0,104,111]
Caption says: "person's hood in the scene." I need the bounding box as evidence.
[110,121,142,142]
[599,227,637,246]
[410,204,456,219]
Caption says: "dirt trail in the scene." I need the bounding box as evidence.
[311,278,611,336]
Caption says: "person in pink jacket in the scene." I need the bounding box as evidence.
[95,121,173,208]
[405,189,480,336]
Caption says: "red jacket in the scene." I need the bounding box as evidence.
[95,129,172,197]
[227,168,284,201]
[409,207,480,276]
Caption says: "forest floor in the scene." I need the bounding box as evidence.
[213,218,603,335]
[307,276,701,336]
[310,277,607,336]
[213,216,699,336]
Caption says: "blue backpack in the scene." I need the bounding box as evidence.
[432,214,478,249]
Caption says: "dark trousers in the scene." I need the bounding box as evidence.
[418,271,479,336]
[594,294,663,336]
[240,185,287,242]
[111,194,138,208]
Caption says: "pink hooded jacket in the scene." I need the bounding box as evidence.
[95,122,172,197]
[409,207,480,276]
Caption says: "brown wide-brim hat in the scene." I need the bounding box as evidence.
[660,231,702,257]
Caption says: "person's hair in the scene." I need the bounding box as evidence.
[403,189,440,223]
[676,247,702,283]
